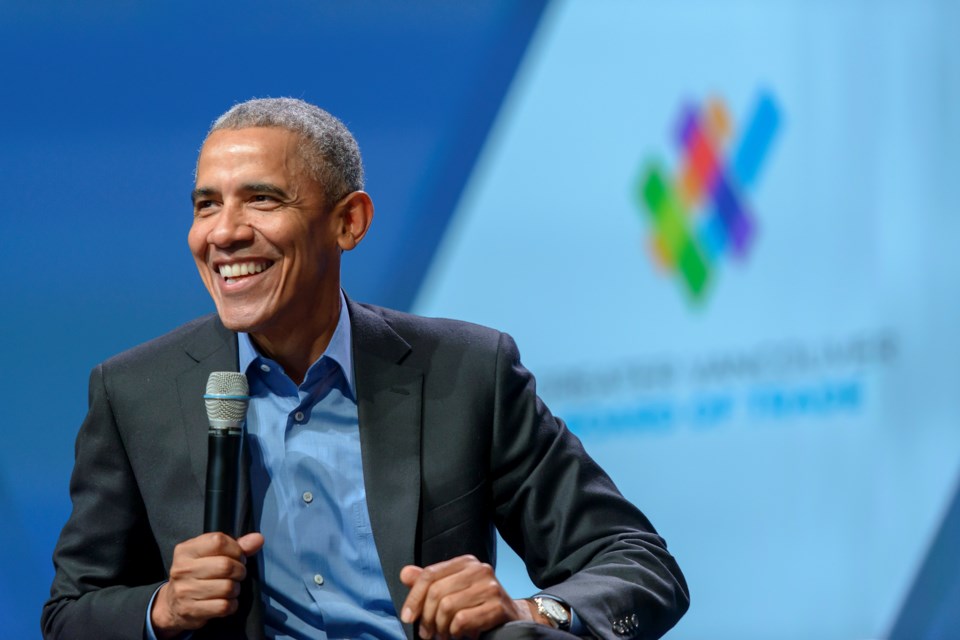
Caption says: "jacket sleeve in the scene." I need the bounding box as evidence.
[489,333,689,640]
[41,364,166,640]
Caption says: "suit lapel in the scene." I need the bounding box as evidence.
[348,300,423,625]
[174,316,240,513]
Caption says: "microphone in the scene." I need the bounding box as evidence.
[203,371,250,536]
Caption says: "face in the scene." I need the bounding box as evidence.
[188,127,343,342]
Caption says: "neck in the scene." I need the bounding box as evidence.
[250,294,342,386]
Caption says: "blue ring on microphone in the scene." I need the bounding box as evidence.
[203,394,251,400]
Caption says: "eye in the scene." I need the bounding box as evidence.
[193,200,218,216]
[250,193,284,210]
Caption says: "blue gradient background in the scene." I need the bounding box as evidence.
[3,1,959,638]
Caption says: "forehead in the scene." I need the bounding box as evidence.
[196,127,305,181]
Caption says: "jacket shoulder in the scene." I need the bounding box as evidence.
[351,301,504,349]
[99,313,230,377]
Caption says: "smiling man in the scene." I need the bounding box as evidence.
[189,125,360,385]
[43,98,688,640]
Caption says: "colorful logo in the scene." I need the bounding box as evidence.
[635,90,781,302]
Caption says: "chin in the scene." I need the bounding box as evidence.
[215,308,267,334]
[219,318,252,332]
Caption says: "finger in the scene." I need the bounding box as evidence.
[201,597,240,620]
[172,577,241,603]
[449,599,514,640]
[169,553,248,582]
[400,557,472,624]
[179,590,241,623]
[399,566,423,626]
[429,565,499,637]
[400,565,423,588]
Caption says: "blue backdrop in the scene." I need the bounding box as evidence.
[3,1,959,638]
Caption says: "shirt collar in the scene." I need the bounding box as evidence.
[237,290,355,396]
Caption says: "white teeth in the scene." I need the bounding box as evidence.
[219,262,267,279]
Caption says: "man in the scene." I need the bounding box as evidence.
[43,98,688,640]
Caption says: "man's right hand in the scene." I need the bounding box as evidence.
[151,532,264,638]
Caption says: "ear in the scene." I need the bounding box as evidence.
[333,191,374,252]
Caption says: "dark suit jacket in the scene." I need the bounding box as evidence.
[43,300,688,640]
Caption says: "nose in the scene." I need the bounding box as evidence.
[207,200,255,248]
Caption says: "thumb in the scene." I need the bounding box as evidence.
[237,532,265,557]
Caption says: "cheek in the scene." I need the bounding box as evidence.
[187,224,207,259]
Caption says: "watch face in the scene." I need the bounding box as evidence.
[538,598,570,626]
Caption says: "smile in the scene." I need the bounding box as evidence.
[218,261,273,282]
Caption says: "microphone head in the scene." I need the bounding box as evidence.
[204,372,250,431]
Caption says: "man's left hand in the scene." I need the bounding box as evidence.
[399,555,539,639]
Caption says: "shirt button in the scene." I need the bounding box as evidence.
[294,411,305,422]
[313,574,324,586]
[302,491,313,504]
[260,363,270,372]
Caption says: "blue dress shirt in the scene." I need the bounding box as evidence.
[238,293,405,640]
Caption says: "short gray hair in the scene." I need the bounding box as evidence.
[207,97,364,204]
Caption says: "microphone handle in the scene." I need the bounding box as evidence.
[204,429,242,536]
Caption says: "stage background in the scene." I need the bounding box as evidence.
[2,1,958,638]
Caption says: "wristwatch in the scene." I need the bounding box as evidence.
[531,596,571,631]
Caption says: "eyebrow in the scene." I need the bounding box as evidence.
[241,182,291,200]
[191,187,216,205]
[191,183,291,205]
